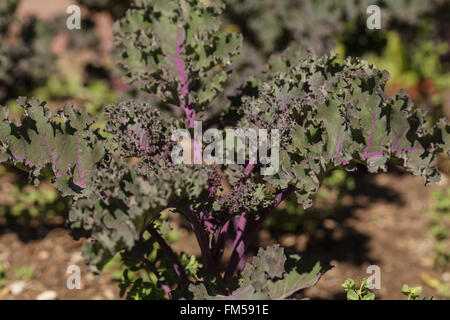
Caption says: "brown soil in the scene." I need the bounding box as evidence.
[300,171,447,299]
[0,223,119,300]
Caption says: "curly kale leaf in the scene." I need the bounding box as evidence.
[104,100,178,168]
[0,97,106,199]
[68,150,213,272]
[237,54,450,208]
[114,0,241,122]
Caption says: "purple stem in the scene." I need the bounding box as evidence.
[224,162,257,270]
[243,163,255,176]
[364,111,383,158]
[164,27,201,162]
[164,27,216,272]
[182,208,218,272]
[168,27,195,128]
[224,186,295,280]
[39,131,61,178]
[213,220,230,263]
[222,156,259,275]
[363,112,424,158]
[391,126,423,152]
[73,134,86,188]
[228,212,248,272]
[166,26,214,271]
[335,125,344,158]
[280,93,287,123]
[10,140,39,168]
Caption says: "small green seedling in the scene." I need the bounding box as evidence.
[342,278,375,300]
[401,284,433,300]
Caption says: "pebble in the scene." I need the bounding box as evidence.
[36,290,57,300]
[295,234,309,252]
[280,234,296,247]
[323,219,337,230]
[104,289,115,300]
[38,250,50,260]
[10,281,26,295]
[437,174,448,187]
[69,252,83,264]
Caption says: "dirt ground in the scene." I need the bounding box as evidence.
[300,170,448,299]
[0,168,448,300]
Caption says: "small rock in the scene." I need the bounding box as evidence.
[69,251,83,264]
[323,219,337,230]
[332,228,344,240]
[38,250,50,260]
[280,234,296,247]
[437,174,448,187]
[420,256,433,268]
[36,290,57,300]
[295,234,309,252]
[442,272,450,282]
[85,273,95,281]
[10,281,26,295]
[258,229,273,246]
[104,289,115,300]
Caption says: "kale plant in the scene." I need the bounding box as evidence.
[0,0,449,300]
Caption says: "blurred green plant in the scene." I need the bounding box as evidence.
[363,31,449,90]
[0,263,7,288]
[118,222,202,300]
[0,166,69,221]
[421,272,450,299]
[426,188,450,271]
[32,74,117,115]
[106,211,203,300]
[13,265,35,280]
